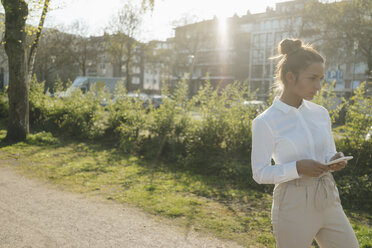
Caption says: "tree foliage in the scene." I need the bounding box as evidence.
[104,3,143,89]
[302,0,372,77]
[34,28,79,88]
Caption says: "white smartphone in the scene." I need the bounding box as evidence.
[326,156,353,166]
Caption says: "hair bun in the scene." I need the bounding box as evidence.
[279,39,302,55]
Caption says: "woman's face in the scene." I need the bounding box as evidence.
[287,62,325,101]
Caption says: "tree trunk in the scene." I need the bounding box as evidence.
[6,50,29,141]
[2,0,29,142]
[126,60,131,92]
[82,62,86,76]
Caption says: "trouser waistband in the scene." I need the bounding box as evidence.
[285,172,336,211]
[287,172,335,186]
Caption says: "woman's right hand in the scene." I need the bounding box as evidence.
[296,159,329,177]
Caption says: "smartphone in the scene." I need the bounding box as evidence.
[326,156,353,166]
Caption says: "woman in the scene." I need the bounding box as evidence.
[251,38,359,248]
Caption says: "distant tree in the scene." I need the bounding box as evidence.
[34,28,79,89]
[105,3,143,91]
[172,14,207,96]
[1,0,51,142]
[302,0,372,77]
[68,20,99,77]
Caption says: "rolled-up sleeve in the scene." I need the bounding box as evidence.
[251,117,300,184]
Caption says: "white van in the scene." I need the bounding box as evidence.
[63,76,125,96]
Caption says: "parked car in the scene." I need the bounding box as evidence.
[150,94,168,109]
[125,92,150,108]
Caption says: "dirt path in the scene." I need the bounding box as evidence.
[0,160,243,248]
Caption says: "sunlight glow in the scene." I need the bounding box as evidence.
[46,0,281,42]
[218,17,228,37]
[217,17,229,49]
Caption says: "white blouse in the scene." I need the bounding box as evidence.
[251,97,337,185]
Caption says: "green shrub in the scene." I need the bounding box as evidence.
[183,80,258,182]
[27,77,372,211]
[143,80,191,161]
[334,138,372,211]
[106,85,148,153]
[26,131,60,145]
[0,91,8,119]
[30,77,108,139]
[314,82,372,212]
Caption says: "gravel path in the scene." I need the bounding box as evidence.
[0,161,244,248]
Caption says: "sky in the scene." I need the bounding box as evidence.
[42,0,288,42]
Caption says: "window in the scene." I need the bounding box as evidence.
[264,64,272,77]
[267,33,273,47]
[252,34,260,49]
[240,23,252,32]
[265,20,271,30]
[252,65,263,78]
[260,34,265,48]
[252,49,264,64]
[280,19,286,28]
[273,20,279,29]
[275,32,283,45]
[132,77,140,85]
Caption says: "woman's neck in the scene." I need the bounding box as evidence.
[279,90,303,108]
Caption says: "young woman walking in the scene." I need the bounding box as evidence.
[251,38,359,248]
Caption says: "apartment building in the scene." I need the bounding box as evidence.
[173,15,251,96]
[142,39,174,94]
[172,0,370,99]
[242,1,306,98]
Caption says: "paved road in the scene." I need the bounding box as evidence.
[0,161,243,248]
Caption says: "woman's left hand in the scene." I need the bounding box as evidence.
[328,152,347,171]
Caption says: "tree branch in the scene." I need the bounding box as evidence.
[28,0,50,81]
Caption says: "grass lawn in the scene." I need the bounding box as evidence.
[0,126,371,247]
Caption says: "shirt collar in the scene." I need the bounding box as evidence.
[273,97,309,113]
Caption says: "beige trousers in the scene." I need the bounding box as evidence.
[271,172,359,248]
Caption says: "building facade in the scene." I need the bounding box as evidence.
[172,0,371,99]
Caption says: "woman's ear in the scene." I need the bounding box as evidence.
[285,71,296,86]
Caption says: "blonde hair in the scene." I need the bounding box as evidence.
[272,38,325,96]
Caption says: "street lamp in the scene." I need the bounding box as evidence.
[351,40,358,93]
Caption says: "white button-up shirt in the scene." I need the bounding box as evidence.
[251,97,337,185]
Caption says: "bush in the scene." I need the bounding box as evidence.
[26,131,60,145]
[0,91,8,119]
[30,76,108,139]
[334,138,372,211]
[315,82,372,212]
[143,80,191,161]
[181,80,258,184]
[105,85,148,153]
[27,77,372,211]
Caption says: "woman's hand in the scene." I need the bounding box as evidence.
[328,152,347,171]
[296,159,329,177]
